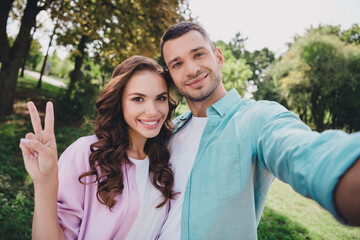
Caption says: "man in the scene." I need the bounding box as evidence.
[158,22,360,239]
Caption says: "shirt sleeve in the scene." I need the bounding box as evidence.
[57,136,93,239]
[256,101,360,223]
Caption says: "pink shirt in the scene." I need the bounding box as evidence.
[57,135,167,239]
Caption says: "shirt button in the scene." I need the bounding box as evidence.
[223,114,226,117]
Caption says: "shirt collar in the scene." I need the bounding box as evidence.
[172,89,241,133]
[206,89,241,118]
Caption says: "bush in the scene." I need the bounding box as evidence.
[55,72,99,124]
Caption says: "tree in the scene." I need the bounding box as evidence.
[0,0,58,116]
[20,25,37,77]
[340,24,360,45]
[25,38,43,70]
[215,41,252,95]
[269,33,360,132]
[244,47,275,97]
[215,32,276,99]
[52,0,189,91]
[38,20,57,89]
[228,31,248,59]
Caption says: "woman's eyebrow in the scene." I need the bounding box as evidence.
[128,92,146,96]
[156,92,168,97]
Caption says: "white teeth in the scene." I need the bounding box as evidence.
[140,120,158,125]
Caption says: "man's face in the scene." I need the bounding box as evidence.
[163,30,224,103]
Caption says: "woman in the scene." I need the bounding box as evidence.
[19,56,178,240]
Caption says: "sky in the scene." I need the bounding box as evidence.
[188,0,360,56]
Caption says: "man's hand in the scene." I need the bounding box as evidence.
[334,157,360,225]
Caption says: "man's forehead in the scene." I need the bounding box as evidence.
[163,31,211,61]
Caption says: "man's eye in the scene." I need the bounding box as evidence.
[173,62,182,68]
[195,52,204,58]
[132,97,143,102]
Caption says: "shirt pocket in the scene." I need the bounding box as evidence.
[205,144,244,200]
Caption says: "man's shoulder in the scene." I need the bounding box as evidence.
[232,98,287,114]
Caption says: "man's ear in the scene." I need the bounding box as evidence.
[215,47,224,69]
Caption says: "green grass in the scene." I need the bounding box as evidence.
[258,179,360,239]
[0,74,93,239]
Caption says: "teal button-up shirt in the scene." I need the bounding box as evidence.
[172,89,360,239]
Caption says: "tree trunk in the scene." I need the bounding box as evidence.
[69,35,88,91]
[0,59,23,116]
[0,0,45,116]
[20,26,37,77]
[38,22,57,89]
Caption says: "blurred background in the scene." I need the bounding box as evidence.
[1,0,359,239]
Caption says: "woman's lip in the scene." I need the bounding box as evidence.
[138,118,161,129]
[187,74,207,88]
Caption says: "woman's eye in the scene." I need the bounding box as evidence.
[132,97,143,102]
[157,96,167,101]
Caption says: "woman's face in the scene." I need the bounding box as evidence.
[122,70,169,143]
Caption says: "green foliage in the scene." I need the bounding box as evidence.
[216,34,276,98]
[25,39,43,70]
[258,25,360,132]
[55,72,99,124]
[0,74,93,239]
[228,31,248,59]
[52,0,189,86]
[216,41,253,95]
[280,33,360,131]
[48,50,62,76]
[304,23,360,45]
[340,24,360,44]
[244,48,275,86]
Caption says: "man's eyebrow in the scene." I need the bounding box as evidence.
[167,57,180,67]
[167,46,207,67]
[190,46,206,53]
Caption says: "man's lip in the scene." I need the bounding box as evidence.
[186,74,208,88]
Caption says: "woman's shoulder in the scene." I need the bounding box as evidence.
[58,135,98,169]
[63,135,98,153]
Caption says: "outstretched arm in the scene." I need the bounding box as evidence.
[334,157,360,226]
[19,102,65,240]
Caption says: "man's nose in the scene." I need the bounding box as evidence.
[185,60,200,78]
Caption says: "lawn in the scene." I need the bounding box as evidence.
[0,74,359,239]
[259,179,360,239]
[0,75,93,239]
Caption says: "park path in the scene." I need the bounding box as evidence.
[24,70,67,88]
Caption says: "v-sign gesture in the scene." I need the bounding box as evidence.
[19,101,58,184]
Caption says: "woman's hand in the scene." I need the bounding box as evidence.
[19,101,58,184]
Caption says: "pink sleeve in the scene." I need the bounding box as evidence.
[57,136,95,240]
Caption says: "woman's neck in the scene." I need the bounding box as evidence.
[127,147,146,160]
[127,129,147,160]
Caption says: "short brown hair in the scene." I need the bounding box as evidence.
[160,21,215,66]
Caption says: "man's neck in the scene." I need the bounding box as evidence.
[188,86,227,117]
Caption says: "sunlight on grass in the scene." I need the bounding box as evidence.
[259,179,360,239]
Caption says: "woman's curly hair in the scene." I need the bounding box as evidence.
[79,55,178,209]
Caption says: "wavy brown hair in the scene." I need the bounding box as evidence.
[79,55,178,209]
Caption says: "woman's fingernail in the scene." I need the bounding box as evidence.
[34,152,39,158]
[20,138,29,144]
[29,153,34,159]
